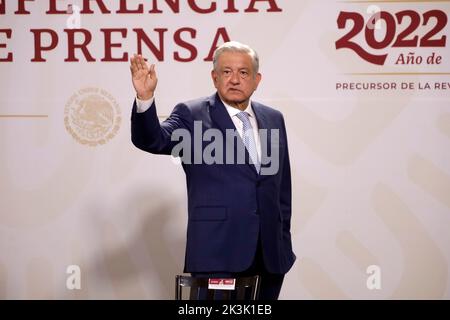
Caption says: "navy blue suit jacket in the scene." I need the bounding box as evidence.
[131,93,296,274]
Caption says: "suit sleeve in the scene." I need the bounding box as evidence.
[279,115,293,236]
[131,99,192,155]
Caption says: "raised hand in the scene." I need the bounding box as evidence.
[130,54,158,100]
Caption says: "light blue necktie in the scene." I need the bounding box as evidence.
[236,111,260,173]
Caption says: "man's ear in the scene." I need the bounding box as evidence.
[255,72,262,89]
[211,70,218,88]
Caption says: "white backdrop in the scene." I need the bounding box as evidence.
[1,0,449,299]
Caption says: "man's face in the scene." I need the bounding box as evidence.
[211,51,261,109]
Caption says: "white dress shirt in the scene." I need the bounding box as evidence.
[135,96,261,162]
[221,99,261,164]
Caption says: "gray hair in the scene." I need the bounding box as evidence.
[213,41,260,73]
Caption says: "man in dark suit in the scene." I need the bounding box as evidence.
[130,41,295,300]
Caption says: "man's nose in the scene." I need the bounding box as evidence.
[230,72,240,84]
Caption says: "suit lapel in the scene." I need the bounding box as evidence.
[252,102,271,176]
[208,93,236,133]
[208,93,258,176]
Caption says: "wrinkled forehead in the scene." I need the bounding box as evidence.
[215,51,254,69]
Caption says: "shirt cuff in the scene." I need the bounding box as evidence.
[135,96,155,113]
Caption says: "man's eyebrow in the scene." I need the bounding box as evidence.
[220,66,250,71]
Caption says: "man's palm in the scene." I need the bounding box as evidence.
[130,54,157,100]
